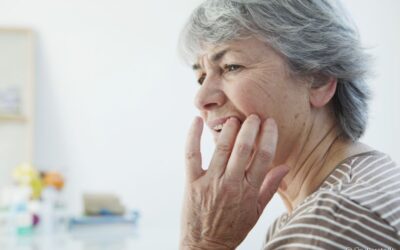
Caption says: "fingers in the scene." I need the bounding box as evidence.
[206,117,241,178]
[224,115,261,181]
[246,118,278,188]
[257,165,289,213]
[185,117,205,182]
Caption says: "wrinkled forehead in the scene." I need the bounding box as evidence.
[192,37,275,70]
[192,43,231,69]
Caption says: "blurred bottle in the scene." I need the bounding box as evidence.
[40,187,57,235]
[10,186,33,236]
[14,202,33,236]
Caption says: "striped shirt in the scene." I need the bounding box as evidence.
[263,151,400,250]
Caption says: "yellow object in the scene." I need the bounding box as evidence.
[12,163,43,199]
[30,177,43,199]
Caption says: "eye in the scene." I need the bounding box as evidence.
[224,64,242,72]
[197,74,206,85]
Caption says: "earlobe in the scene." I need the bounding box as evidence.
[309,76,337,108]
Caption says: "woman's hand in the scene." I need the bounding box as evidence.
[180,115,289,250]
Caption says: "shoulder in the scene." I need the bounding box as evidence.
[319,150,400,232]
[340,151,400,232]
[264,151,400,249]
[264,190,400,249]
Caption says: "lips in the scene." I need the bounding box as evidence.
[207,116,242,132]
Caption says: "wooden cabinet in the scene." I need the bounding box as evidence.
[0,28,34,186]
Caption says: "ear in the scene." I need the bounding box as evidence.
[309,76,337,108]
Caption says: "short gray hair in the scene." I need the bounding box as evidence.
[179,0,371,141]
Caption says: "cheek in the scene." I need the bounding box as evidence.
[227,84,265,115]
[275,95,310,143]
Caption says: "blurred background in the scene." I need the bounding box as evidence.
[0,0,399,249]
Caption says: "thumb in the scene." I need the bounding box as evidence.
[257,165,289,214]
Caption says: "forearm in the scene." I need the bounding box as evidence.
[180,236,234,250]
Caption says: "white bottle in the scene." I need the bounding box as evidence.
[41,187,57,234]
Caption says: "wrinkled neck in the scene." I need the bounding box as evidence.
[276,107,346,213]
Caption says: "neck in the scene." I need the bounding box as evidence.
[276,109,371,213]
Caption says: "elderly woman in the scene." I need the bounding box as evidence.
[178,0,400,249]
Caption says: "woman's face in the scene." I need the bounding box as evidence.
[193,37,312,164]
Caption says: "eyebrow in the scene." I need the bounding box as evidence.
[192,49,230,71]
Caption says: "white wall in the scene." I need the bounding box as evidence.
[0,0,399,249]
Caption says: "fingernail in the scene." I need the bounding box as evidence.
[266,117,277,128]
[249,114,260,122]
[194,116,203,125]
[227,117,239,124]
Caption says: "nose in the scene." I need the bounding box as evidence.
[194,75,226,111]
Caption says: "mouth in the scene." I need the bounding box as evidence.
[213,123,224,133]
[208,116,242,133]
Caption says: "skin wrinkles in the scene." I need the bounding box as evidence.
[280,105,348,210]
[291,121,330,183]
[199,39,306,153]
[181,37,373,249]
[286,126,337,207]
[199,38,370,210]
[194,49,252,80]
[195,38,311,203]
[225,69,277,107]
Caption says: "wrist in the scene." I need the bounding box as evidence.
[180,243,232,250]
[180,237,233,250]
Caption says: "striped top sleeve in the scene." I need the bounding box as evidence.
[263,151,400,250]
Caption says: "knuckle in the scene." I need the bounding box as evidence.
[236,143,252,156]
[220,179,239,194]
[248,114,261,124]
[185,151,200,160]
[219,182,231,193]
[244,174,258,190]
[216,143,232,154]
[256,148,274,162]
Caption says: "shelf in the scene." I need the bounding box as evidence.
[0,114,27,122]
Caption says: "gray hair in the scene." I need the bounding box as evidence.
[179,0,371,141]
